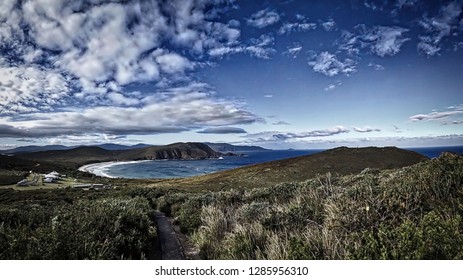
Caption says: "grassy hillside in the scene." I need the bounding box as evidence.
[158,152,463,259]
[149,146,427,191]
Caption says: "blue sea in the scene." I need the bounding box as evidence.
[94,146,463,179]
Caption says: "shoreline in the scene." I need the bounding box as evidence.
[78,160,152,178]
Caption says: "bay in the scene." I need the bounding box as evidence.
[85,146,463,179]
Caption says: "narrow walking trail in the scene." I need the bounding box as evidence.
[153,211,185,260]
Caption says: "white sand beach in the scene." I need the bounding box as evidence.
[78,160,151,178]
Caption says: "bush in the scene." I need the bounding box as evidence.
[0,197,158,259]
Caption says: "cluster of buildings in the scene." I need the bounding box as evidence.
[16,171,64,186]
[16,171,113,190]
[43,171,62,183]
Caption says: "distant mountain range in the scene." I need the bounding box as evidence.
[0,142,265,155]
[0,143,152,155]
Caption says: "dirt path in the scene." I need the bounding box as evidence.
[153,211,185,260]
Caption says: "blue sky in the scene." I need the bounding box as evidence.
[0,0,462,149]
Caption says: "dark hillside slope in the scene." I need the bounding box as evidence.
[18,146,118,167]
[0,154,71,173]
[160,146,428,190]
[119,142,221,160]
[17,142,221,168]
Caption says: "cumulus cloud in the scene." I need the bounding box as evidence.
[337,25,409,58]
[353,126,381,133]
[409,105,463,122]
[0,66,70,114]
[0,0,271,139]
[308,52,357,77]
[322,18,336,31]
[358,25,410,57]
[418,2,462,56]
[247,8,281,28]
[245,126,350,143]
[0,0,246,113]
[197,127,247,134]
[337,31,361,56]
[0,83,262,138]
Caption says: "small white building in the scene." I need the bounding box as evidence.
[17,179,29,186]
[44,177,54,183]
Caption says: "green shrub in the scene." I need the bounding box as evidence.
[0,197,158,259]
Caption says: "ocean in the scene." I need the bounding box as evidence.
[82,146,463,179]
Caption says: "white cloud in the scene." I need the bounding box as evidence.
[353,126,381,133]
[337,25,409,57]
[0,0,271,141]
[278,14,317,35]
[272,121,290,126]
[360,26,410,57]
[395,0,418,9]
[283,44,303,58]
[0,83,262,138]
[418,1,462,56]
[209,34,276,59]
[156,52,193,74]
[0,65,69,113]
[197,127,247,134]
[368,62,385,70]
[337,31,361,56]
[107,92,140,107]
[264,94,273,98]
[322,19,336,31]
[0,0,246,111]
[324,84,336,91]
[409,105,463,122]
[308,52,357,77]
[278,22,317,35]
[417,38,441,56]
[245,126,350,142]
[247,8,281,28]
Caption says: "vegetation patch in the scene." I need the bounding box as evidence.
[0,189,160,259]
[160,153,463,259]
